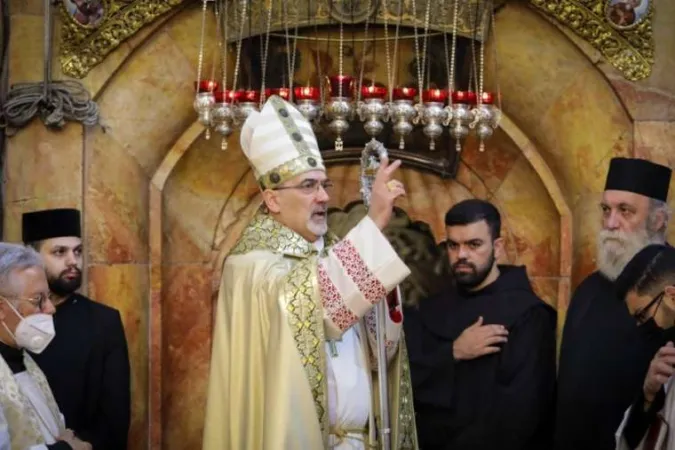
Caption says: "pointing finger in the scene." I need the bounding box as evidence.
[384,159,402,177]
[374,155,390,183]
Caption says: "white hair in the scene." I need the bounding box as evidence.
[0,243,44,297]
[596,198,672,280]
[648,198,671,242]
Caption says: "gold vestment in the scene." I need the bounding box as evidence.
[203,211,418,449]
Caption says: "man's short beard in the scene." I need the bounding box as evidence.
[48,271,82,297]
[451,251,496,289]
[307,218,328,237]
[596,226,658,281]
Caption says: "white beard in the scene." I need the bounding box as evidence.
[307,218,328,237]
[596,227,657,280]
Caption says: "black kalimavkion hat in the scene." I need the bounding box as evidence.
[605,157,672,202]
[22,208,81,243]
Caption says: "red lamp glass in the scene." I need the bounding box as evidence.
[392,87,417,101]
[361,85,388,99]
[451,90,479,104]
[195,80,219,93]
[422,89,448,103]
[480,92,495,105]
[328,75,354,98]
[214,90,243,103]
[241,90,260,103]
[294,86,321,101]
[269,88,291,100]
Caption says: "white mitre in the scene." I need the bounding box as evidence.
[240,95,325,189]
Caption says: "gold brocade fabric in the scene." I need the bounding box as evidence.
[203,211,418,449]
[0,353,65,449]
[230,210,339,258]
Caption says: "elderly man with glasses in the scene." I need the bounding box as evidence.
[202,95,417,449]
[0,242,91,450]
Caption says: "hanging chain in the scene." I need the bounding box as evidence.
[355,0,373,104]
[479,10,485,104]
[221,0,229,92]
[390,0,404,93]
[290,4,300,96]
[338,17,345,98]
[382,0,396,103]
[282,0,292,93]
[410,0,432,98]
[410,0,422,96]
[281,0,300,102]
[490,2,502,111]
[209,1,221,83]
[449,0,459,101]
[196,0,209,86]
[313,0,325,105]
[477,0,488,104]
[259,0,275,105]
[468,0,482,96]
[230,0,249,107]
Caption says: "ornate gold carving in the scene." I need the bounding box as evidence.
[529,0,654,81]
[229,0,504,43]
[59,0,185,79]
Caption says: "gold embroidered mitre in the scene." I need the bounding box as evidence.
[240,95,325,188]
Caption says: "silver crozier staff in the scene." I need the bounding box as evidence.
[360,138,392,450]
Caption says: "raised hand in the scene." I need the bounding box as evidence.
[644,341,675,405]
[367,155,405,230]
[453,316,509,361]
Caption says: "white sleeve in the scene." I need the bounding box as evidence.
[318,216,410,339]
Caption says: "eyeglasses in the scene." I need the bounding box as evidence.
[634,292,665,324]
[11,293,54,311]
[273,179,334,196]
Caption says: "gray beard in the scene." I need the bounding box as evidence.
[596,227,656,280]
[307,219,328,237]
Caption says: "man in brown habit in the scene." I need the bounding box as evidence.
[22,208,131,450]
[554,157,672,450]
[405,199,557,449]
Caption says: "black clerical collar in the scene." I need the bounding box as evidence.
[0,340,26,374]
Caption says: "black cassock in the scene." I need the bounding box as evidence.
[404,265,557,450]
[553,272,663,450]
[31,293,131,450]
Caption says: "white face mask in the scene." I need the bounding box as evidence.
[1,300,55,354]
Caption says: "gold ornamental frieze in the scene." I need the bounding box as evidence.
[529,0,654,81]
[59,0,185,79]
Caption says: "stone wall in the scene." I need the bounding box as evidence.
[5,0,674,448]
